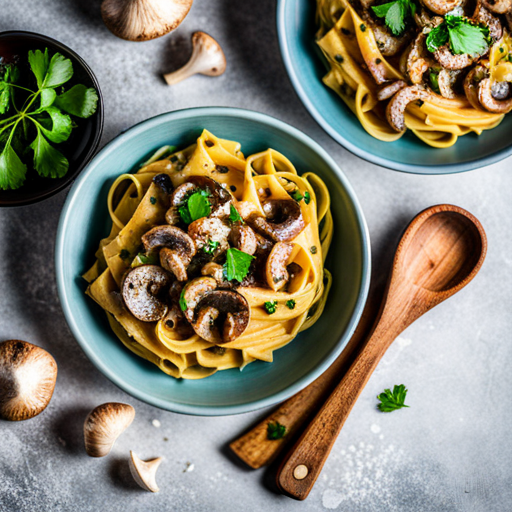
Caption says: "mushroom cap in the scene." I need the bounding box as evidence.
[181,276,218,322]
[0,340,57,421]
[129,451,163,492]
[101,0,193,42]
[122,265,171,322]
[84,403,135,457]
[142,225,196,257]
[266,242,294,291]
[478,77,512,113]
[248,199,305,242]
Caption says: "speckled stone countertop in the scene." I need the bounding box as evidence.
[1,1,512,511]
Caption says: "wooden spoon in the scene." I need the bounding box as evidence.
[276,204,487,500]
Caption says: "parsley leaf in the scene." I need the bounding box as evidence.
[28,49,49,89]
[223,248,255,282]
[426,16,489,56]
[179,289,187,312]
[131,252,158,267]
[30,127,69,178]
[429,69,441,93]
[267,421,287,440]
[264,300,278,314]
[203,240,220,254]
[229,203,244,224]
[33,106,72,143]
[304,191,311,205]
[54,84,99,118]
[179,190,211,224]
[42,52,73,89]
[0,64,18,115]
[0,141,27,190]
[291,189,303,202]
[377,384,410,412]
[372,0,416,36]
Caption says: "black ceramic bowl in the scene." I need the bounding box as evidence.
[0,31,104,207]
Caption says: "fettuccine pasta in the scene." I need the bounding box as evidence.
[316,0,512,148]
[84,130,333,379]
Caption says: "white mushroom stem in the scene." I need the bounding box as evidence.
[84,403,135,457]
[101,0,193,42]
[0,340,58,421]
[164,31,226,85]
[129,451,163,492]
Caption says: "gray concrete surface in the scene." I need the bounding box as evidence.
[1,1,512,511]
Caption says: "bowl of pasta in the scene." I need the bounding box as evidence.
[277,0,512,173]
[55,107,370,415]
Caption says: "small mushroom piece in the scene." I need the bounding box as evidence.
[122,265,171,322]
[247,200,305,242]
[437,69,463,98]
[0,340,57,421]
[482,0,511,14]
[419,0,462,15]
[101,0,193,41]
[201,262,233,288]
[266,242,294,292]
[188,217,231,254]
[181,277,218,322]
[164,31,226,86]
[377,80,407,101]
[84,403,135,457]
[478,77,512,112]
[193,290,250,343]
[386,85,431,132]
[129,451,163,492]
[142,225,196,281]
[473,2,503,40]
[434,46,475,70]
[464,64,488,110]
[230,224,258,255]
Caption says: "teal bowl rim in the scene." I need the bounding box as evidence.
[55,107,371,416]
[276,0,512,175]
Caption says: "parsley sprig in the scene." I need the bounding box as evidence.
[377,384,410,412]
[0,48,98,190]
[426,16,490,56]
[372,0,416,36]
[179,189,211,224]
[223,248,254,282]
[267,421,287,440]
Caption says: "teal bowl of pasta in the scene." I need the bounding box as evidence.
[277,0,512,174]
[55,107,370,415]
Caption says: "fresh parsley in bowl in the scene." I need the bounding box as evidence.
[0,31,103,206]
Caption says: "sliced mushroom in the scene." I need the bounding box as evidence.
[368,20,411,57]
[482,0,511,14]
[464,64,488,110]
[473,2,503,40]
[188,217,231,254]
[419,0,462,15]
[438,69,463,98]
[142,225,196,281]
[122,265,171,322]
[491,81,510,100]
[162,304,194,337]
[230,224,258,255]
[247,200,305,242]
[84,403,135,457]
[166,176,232,225]
[181,277,218,322]
[193,291,250,343]
[478,77,512,112]
[201,262,233,288]
[101,0,193,41]
[234,201,259,222]
[129,451,163,492]
[406,34,437,84]
[386,85,431,132]
[266,242,294,292]
[377,80,407,101]
[434,46,475,70]
[163,32,226,85]
[0,340,57,421]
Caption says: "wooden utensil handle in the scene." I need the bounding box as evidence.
[276,319,397,500]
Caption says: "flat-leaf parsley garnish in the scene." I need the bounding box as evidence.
[179,289,188,312]
[223,248,254,282]
[229,204,244,224]
[377,384,410,412]
[179,189,211,224]
[203,239,220,254]
[372,0,416,37]
[267,421,286,440]
[264,300,278,314]
[0,48,98,190]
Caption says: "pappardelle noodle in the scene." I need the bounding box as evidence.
[316,0,512,147]
[84,130,333,380]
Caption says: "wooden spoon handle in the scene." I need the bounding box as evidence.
[275,318,399,500]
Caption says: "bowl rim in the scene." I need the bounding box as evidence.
[55,106,371,416]
[276,0,512,175]
[0,30,104,207]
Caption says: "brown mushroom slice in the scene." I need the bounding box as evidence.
[482,0,511,14]
[181,277,218,322]
[266,242,294,292]
[142,225,196,281]
[230,224,258,255]
[473,2,503,40]
[194,306,222,343]
[438,69,464,98]
[478,78,512,112]
[406,34,437,84]
[491,81,511,100]
[377,80,407,101]
[122,265,171,322]
[201,262,233,288]
[464,64,488,110]
[434,46,475,70]
[248,200,305,242]
[420,0,462,15]
[188,217,231,254]
[162,304,194,338]
[386,85,432,132]
[370,23,410,57]
[194,291,250,343]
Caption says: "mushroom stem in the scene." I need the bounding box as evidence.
[164,32,226,85]
[129,451,163,492]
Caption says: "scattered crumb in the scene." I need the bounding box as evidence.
[152,419,161,428]
[163,437,169,442]
[370,424,381,434]
[183,462,194,473]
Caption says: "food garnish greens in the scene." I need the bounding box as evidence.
[377,384,410,412]
[267,421,287,440]
[426,16,490,55]
[203,239,220,254]
[286,299,296,310]
[264,300,278,315]
[223,248,254,282]
[0,48,98,190]
[371,0,416,36]
[229,203,244,224]
[179,189,211,224]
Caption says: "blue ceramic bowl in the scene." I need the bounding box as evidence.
[277,0,512,174]
[55,108,370,416]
